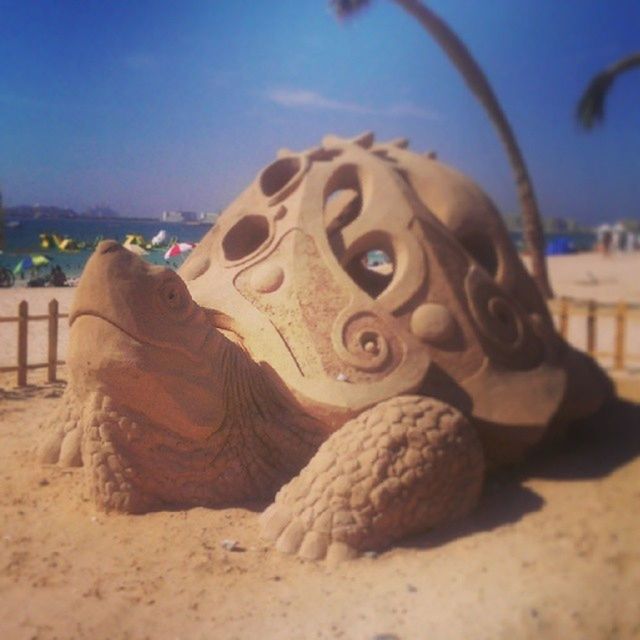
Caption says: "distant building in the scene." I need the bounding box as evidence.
[161,210,217,223]
[198,212,218,223]
[161,210,199,223]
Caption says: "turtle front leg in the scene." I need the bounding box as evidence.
[36,388,84,467]
[38,390,156,512]
[260,396,484,562]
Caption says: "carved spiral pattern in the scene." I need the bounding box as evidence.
[465,266,543,369]
[332,309,398,373]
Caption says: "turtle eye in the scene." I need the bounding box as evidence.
[158,278,190,315]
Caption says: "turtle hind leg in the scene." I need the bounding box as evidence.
[36,388,83,467]
[260,395,485,562]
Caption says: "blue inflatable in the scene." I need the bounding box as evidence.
[546,236,575,255]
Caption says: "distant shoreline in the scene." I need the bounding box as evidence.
[6,215,214,224]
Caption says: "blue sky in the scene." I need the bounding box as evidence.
[1,0,639,222]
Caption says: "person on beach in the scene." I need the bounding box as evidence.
[48,265,68,287]
[600,229,612,257]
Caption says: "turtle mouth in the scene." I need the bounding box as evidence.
[70,309,140,337]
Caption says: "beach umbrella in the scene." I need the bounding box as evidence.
[164,242,195,260]
[32,254,51,267]
[13,254,50,274]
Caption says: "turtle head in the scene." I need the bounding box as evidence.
[71,240,211,353]
[66,240,319,508]
[68,240,226,440]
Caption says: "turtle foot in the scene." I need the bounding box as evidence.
[260,395,485,562]
[36,389,83,467]
[261,502,358,564]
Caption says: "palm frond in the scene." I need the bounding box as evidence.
[576,71,615,130]
[577,52,640,130]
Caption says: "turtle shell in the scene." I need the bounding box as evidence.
[180,133,568,437]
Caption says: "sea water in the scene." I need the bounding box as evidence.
[0,218,212,281]
[1,218,596,283]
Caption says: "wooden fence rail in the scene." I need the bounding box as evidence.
[0,297,638,388]
[548,297,640,370]
[0,299,68,386]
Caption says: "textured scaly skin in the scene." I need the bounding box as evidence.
[80,389,322,513]
[260,395,484,562]
[37,389,83,467]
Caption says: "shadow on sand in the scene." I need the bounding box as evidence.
[401,396,640,553]
[0,381,66,402]
[528,397,640,481]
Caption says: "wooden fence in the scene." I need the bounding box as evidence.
[0,297,638,387]
[0,300,68,386]
[548,297,640,370]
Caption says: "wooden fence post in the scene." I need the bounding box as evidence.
[48,298,59,382]
[559,297,569,338]
[586,300,597,356]
[17,300,28,387]
[614,301,628,370]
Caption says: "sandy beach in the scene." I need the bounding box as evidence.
[1,252,639,639]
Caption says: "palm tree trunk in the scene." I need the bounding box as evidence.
[0,190,4,253]
[393,0,553,298]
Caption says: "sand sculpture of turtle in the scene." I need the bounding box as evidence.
[38,133,611,562]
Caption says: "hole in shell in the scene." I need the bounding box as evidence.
[324,165,363,238]
[222,215,270,261]
[323,166,395,299]
[325,189,362,235]
[260,156,301,198]
[346,247,394,299]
